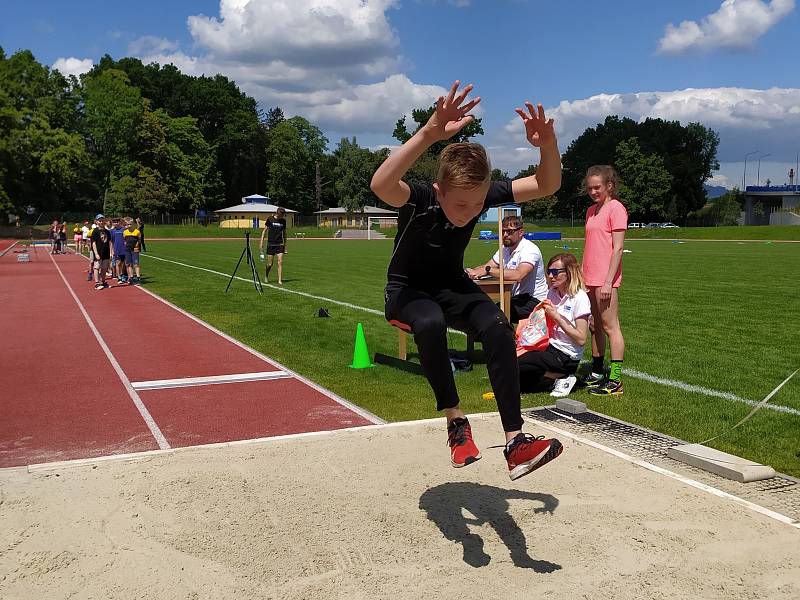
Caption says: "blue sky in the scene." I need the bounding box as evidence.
[3,0,799,190]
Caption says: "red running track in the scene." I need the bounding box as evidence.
[0,247,379,468]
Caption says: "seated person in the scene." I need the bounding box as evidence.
[516,252,590,397]
[465,215,547,321]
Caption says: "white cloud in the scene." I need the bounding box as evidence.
[132,0,462,134]
[494,86,800,176]
[658,0,795,54]
[51,57,94,77]
[128,36,180,56]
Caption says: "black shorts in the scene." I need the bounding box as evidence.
[266,244,285,255]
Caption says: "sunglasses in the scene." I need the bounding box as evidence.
[502,227,521,235]
[547,268,567,277]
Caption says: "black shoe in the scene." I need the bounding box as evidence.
[588,379,624,396]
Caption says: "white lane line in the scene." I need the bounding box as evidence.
[132,370,292,390]
[524,414,800,530]
[147,252,799,417]
[132,282,385,425]
[0,240,20,257]
[48,254,170,450]
[623,368,800,416]
[146,253,385,316]
[73,251,384,425]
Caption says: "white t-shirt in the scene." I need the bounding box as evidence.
[81,225,90,239]
[546,287,591,360]
[492,238,547,300]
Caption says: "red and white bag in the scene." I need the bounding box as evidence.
[515,303,554,356]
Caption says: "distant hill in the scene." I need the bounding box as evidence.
[704,184,728,199]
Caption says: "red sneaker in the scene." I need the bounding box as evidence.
[447,418,481,468]
[504,434,563,481]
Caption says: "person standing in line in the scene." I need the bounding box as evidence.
[123,217,142,284]
[58,222,67,253]
[72,223,83,253]
[581,165,627,395]
[370,80,564,481]
[110,218,128,283]
[49,220,59,254]
[465,214,548,322]
[259,207,287,285]
[90,215,111,290]
[135,218,146,253]
[80,221,91,256]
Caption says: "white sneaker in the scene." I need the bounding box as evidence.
[550,375,577,398]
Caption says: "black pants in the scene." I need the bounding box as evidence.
[509,293,542,323]
[518,346,579,393]
[385,277,522,432]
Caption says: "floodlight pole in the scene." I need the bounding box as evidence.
[742,150,759,190]
[757,153,771,186]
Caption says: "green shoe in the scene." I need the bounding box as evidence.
[588,379,624,396]
[582,372,605,388]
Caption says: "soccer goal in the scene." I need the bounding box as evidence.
[367,216,398,239]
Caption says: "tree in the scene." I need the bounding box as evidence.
[0,49,90,215]
[558,116,720,223]
[105,166,175,216]
[265,117,328,214]
[264,107,285,130]
[614,137,672,220]
[392,102,484,184]
[266,120,308,211]
[82,69,143,198]
[514,165,559,222]
[134,106,223,211]
[333,137,374,215]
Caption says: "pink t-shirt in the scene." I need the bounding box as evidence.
[583,199,627,287]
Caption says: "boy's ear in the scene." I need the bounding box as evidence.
[433,182,443,200]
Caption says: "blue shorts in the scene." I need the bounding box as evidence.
[127,252,140,265]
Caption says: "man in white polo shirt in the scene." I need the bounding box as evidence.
[466,215,548,322]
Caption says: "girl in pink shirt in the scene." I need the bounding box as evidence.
[582,165,627,395]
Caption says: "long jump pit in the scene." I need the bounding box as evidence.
[1,412,798,599]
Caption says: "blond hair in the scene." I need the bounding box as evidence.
[436,143,490,192]
[581,165,619,197]
[548,253,585,297]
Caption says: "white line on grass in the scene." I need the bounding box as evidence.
[49,254,170,450]
[145,253,800,417]
[622,368,800,416]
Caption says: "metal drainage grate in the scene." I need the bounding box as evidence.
[524,407,800,523]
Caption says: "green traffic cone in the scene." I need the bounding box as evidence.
[349,322,374,369]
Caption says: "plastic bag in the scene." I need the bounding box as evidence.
[515,304,553,356]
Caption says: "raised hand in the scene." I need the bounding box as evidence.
[515,102,555,148]
[425,80,481,141]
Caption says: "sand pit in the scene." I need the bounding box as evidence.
[1,414,798,599]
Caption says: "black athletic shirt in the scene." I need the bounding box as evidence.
[387,180,514,291]
[266,216,287,245]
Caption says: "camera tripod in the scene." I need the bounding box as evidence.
[225,231,263,294]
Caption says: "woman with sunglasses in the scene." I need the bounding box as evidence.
[517,253,590,397]
[582,165,627,395]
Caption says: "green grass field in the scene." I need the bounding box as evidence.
[136,236,800,476]
[140,223,800,241]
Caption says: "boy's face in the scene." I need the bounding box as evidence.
[433,181,490,227]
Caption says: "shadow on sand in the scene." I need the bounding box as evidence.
[419,482,561,572]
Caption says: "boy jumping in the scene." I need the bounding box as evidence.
[370,81,563,480]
